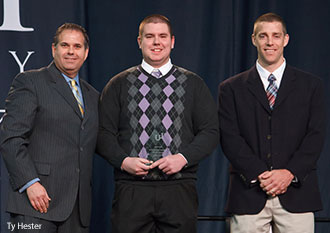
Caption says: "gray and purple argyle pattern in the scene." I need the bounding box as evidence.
[127,68,187,159]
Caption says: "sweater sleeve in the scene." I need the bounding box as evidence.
[180,76,219,167]
[97,76,128,169]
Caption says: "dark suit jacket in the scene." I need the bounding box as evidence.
[218,65,326,214]
[0,62,99,226]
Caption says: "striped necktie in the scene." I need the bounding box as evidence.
[266,74,278,110]
[151,69,162,78]
[70,80,84,116]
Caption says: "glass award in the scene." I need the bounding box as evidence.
[145,125,168,180]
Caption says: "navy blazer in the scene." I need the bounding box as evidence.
[0,62,99,226]
[218,65,326,214]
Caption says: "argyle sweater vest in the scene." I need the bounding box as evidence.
[127,66,186,159]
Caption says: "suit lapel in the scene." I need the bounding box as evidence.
[47,62,83,119]
[80,80,91,124]
[246,66,271,113]
[273,66,296,109]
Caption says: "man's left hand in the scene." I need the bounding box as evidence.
[149,154,187,175]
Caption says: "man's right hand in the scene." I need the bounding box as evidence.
[121,157,153,176]
[258,169,293,196]
[26,182,51,213]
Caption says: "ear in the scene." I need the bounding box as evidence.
[283,33,289,48]
[171,35,175,49]
[137,36,142,49]
[251,34,257,47]
[83,47,89,61]
[51,43,56,57]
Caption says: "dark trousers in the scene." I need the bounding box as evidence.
[9,200,89,233]
[111,179,198,233]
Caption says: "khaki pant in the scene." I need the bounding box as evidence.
[230,196,314,233]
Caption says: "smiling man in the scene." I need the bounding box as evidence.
[0,23,99,233]
[218,13,326,233]
[97,14,219,233]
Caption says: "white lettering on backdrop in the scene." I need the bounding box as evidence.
[9,51,35,73]
[0,0,34,31]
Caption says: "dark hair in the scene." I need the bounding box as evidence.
[53,23,89,48]
[139,14,173,37]
[253,13,287,35]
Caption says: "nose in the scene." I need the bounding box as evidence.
[153,36,160,45]
[266,37,273,46]
[68,46,74,54]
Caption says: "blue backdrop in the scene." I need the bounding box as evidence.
[1,0,329,232]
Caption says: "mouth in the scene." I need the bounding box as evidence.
[264,48,276,54]
[64,57,77,62]
[151,48,162,53]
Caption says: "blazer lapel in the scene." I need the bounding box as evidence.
[246,66,271,113]
[47,62,83,119]
[273,65,296,109]
[80,80,91,124]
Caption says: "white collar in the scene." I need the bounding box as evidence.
[256,59,286,90]
[141,59,173,77]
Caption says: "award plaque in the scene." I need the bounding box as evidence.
[145,126,169,180]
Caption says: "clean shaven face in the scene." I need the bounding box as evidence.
[138,22,175,68]
[52,29,89,78]
[252,21,289,72]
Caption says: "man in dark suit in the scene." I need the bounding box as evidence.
[0,23,99,233]
[218,13,326,233]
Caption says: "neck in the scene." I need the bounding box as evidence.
[258,58,284,73]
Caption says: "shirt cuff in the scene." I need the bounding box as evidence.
[178,153,188,166]
[19,178,40,193]
[291,175,298,183]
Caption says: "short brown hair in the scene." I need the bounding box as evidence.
[253,13,287,35]
[53,23,89,48]
[139,14,173,37]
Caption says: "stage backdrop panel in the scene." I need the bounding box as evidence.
[1,1,329,233]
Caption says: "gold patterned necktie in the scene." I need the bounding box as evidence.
[70,80,84,116]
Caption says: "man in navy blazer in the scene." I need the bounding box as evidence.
[0,23,99,232]
[218,13,326,233]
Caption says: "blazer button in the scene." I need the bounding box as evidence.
[80,147,83,152]
[267,135,272,140]
[76,168,80,173]
[268,116,271,120]
[81,125,84,130]
[267,153,271,158]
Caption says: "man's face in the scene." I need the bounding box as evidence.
[252,21,289,71]
[137,22,175,68]
[52,29,89,78]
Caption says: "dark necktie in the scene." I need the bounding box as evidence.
[266,74,278,110]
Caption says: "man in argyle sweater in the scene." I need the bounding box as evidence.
[97,14,219,233]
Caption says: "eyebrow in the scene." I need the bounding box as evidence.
[258,32,283,35]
